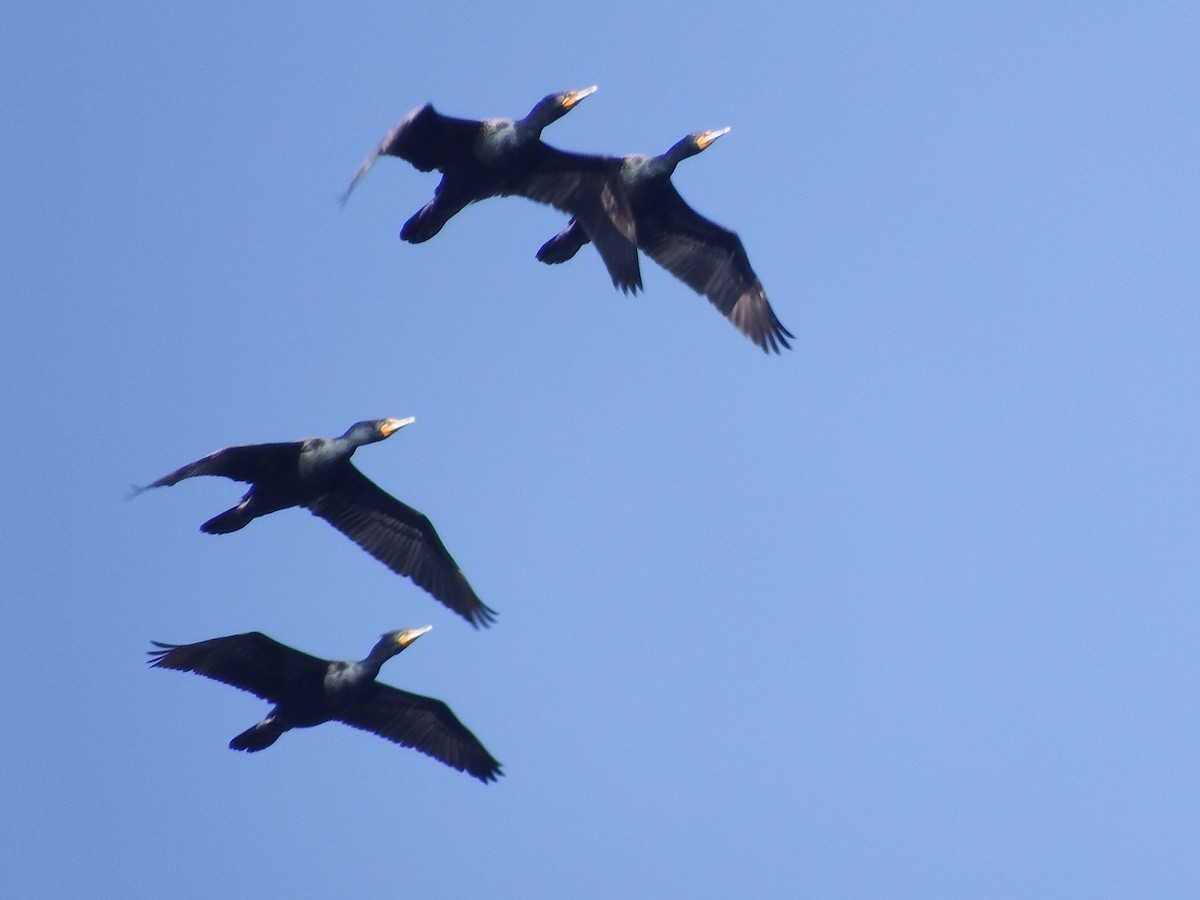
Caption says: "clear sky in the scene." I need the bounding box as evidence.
[4,2,1199,897]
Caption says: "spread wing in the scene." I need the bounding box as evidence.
[637,183,792,353]
[305,467,496,628]
[135,442,301,492]
[148,632,326,702]
[337,684,502,783]
[341,103,482,203]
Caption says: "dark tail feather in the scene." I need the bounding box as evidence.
[201,503,253,534]
[229,718,283,752]
[587,224,642,294]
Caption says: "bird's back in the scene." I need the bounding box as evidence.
[619,154,671,204]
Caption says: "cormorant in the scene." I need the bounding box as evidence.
[342,86,642,293]
[133,418,495,628]
[536,128,793,353]
[149,626,502,782]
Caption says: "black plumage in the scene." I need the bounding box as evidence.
[537,127,793,353]
[342,86,642,293]
[149,627,502,782]
[133,418,495,628]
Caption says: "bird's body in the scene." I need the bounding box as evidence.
[134,418,495,627]
[149,627,502,783]
[342,87,642,293]
[537,128,793,353]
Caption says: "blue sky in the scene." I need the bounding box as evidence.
[4,2,1199,896]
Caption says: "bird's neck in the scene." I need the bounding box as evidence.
[659,156,681,177]
[330,433,372,457]
[520,101,566,137]
[662,141,701,173]
[359,640,400,678]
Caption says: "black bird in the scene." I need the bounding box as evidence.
[133,418,495,628]
[149,626,502,782]
[537,127,793,353]
[341,86,642,293]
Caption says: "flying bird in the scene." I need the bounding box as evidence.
[133,418,495,628]
[537,128,793,353]
[149,627,502,782]
[342,86,642,293]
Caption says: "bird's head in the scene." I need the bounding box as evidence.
[696,127,729,150]
[385,625,433,654]
[693,126,731,151]
[527,85,598,127]
[662,127,730,167]
[558,84,598,110]
[365,625,432,667]
[342,417,414,447]
[395,625,433,647]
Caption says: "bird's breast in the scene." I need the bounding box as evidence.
[323,662,363,694]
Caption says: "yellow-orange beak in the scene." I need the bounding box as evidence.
[379,416,415,437]
[696,126,731,150]
[397,625,433,648]
[562,85,599,109]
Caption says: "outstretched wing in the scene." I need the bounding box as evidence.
[501,144,641,293]
[341,103,482,203]
[637,184,793,353]
[305,467,496,628]
[337,684,502,783]
[148,632,326,702]
[134,441,301,493]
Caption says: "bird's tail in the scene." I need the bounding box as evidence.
[229,717,283,752]
[200,502,253,534]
